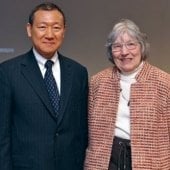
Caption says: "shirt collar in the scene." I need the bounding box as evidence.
[33,48,59,68]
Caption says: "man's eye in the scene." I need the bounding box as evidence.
[38,26,46,30]
[53,26,62,31]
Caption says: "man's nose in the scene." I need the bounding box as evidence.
[46,28,54,38]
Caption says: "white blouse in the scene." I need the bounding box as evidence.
[115,62,143,139]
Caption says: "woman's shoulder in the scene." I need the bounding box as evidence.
[147,63,170,88]
[92,67,114,80]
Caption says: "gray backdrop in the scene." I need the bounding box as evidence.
[0,0,170,76]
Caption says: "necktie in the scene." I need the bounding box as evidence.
[44,60,60,115]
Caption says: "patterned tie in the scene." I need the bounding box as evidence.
[44,60,60,115]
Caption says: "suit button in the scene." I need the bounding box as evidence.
[56,133,59,136]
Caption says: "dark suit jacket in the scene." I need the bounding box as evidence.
[0,50,88,170]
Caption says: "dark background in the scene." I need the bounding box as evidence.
[0,0,170,76]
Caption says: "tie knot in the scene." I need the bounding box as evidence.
[45,60,54,69]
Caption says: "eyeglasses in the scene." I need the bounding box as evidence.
[112,41,139,52]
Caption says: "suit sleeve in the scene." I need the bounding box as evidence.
[0,66,12,170]
[81,67,89,149]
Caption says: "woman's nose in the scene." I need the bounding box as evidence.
[121,44,129,55]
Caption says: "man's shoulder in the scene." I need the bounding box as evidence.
[0,51,30,66]
[0,51,32,74]
[59,53,87,70]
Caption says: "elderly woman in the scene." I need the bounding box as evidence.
[84,19,170,170]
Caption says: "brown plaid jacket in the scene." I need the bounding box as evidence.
[84,62,170,170]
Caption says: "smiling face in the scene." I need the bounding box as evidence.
[27,9,65,59]
[112,32,142,73]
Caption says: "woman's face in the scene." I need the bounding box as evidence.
[112,32,142,73]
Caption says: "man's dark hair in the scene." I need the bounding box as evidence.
[28,2,66,26]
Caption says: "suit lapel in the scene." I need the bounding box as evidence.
[20,50,57,119]
[57,54,73,125]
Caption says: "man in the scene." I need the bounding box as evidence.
[0,2,88,170]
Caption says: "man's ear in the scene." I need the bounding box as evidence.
[26,23,32,38]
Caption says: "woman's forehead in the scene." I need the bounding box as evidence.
[115,32,137,42]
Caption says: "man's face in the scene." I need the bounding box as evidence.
[27,9,65,59]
